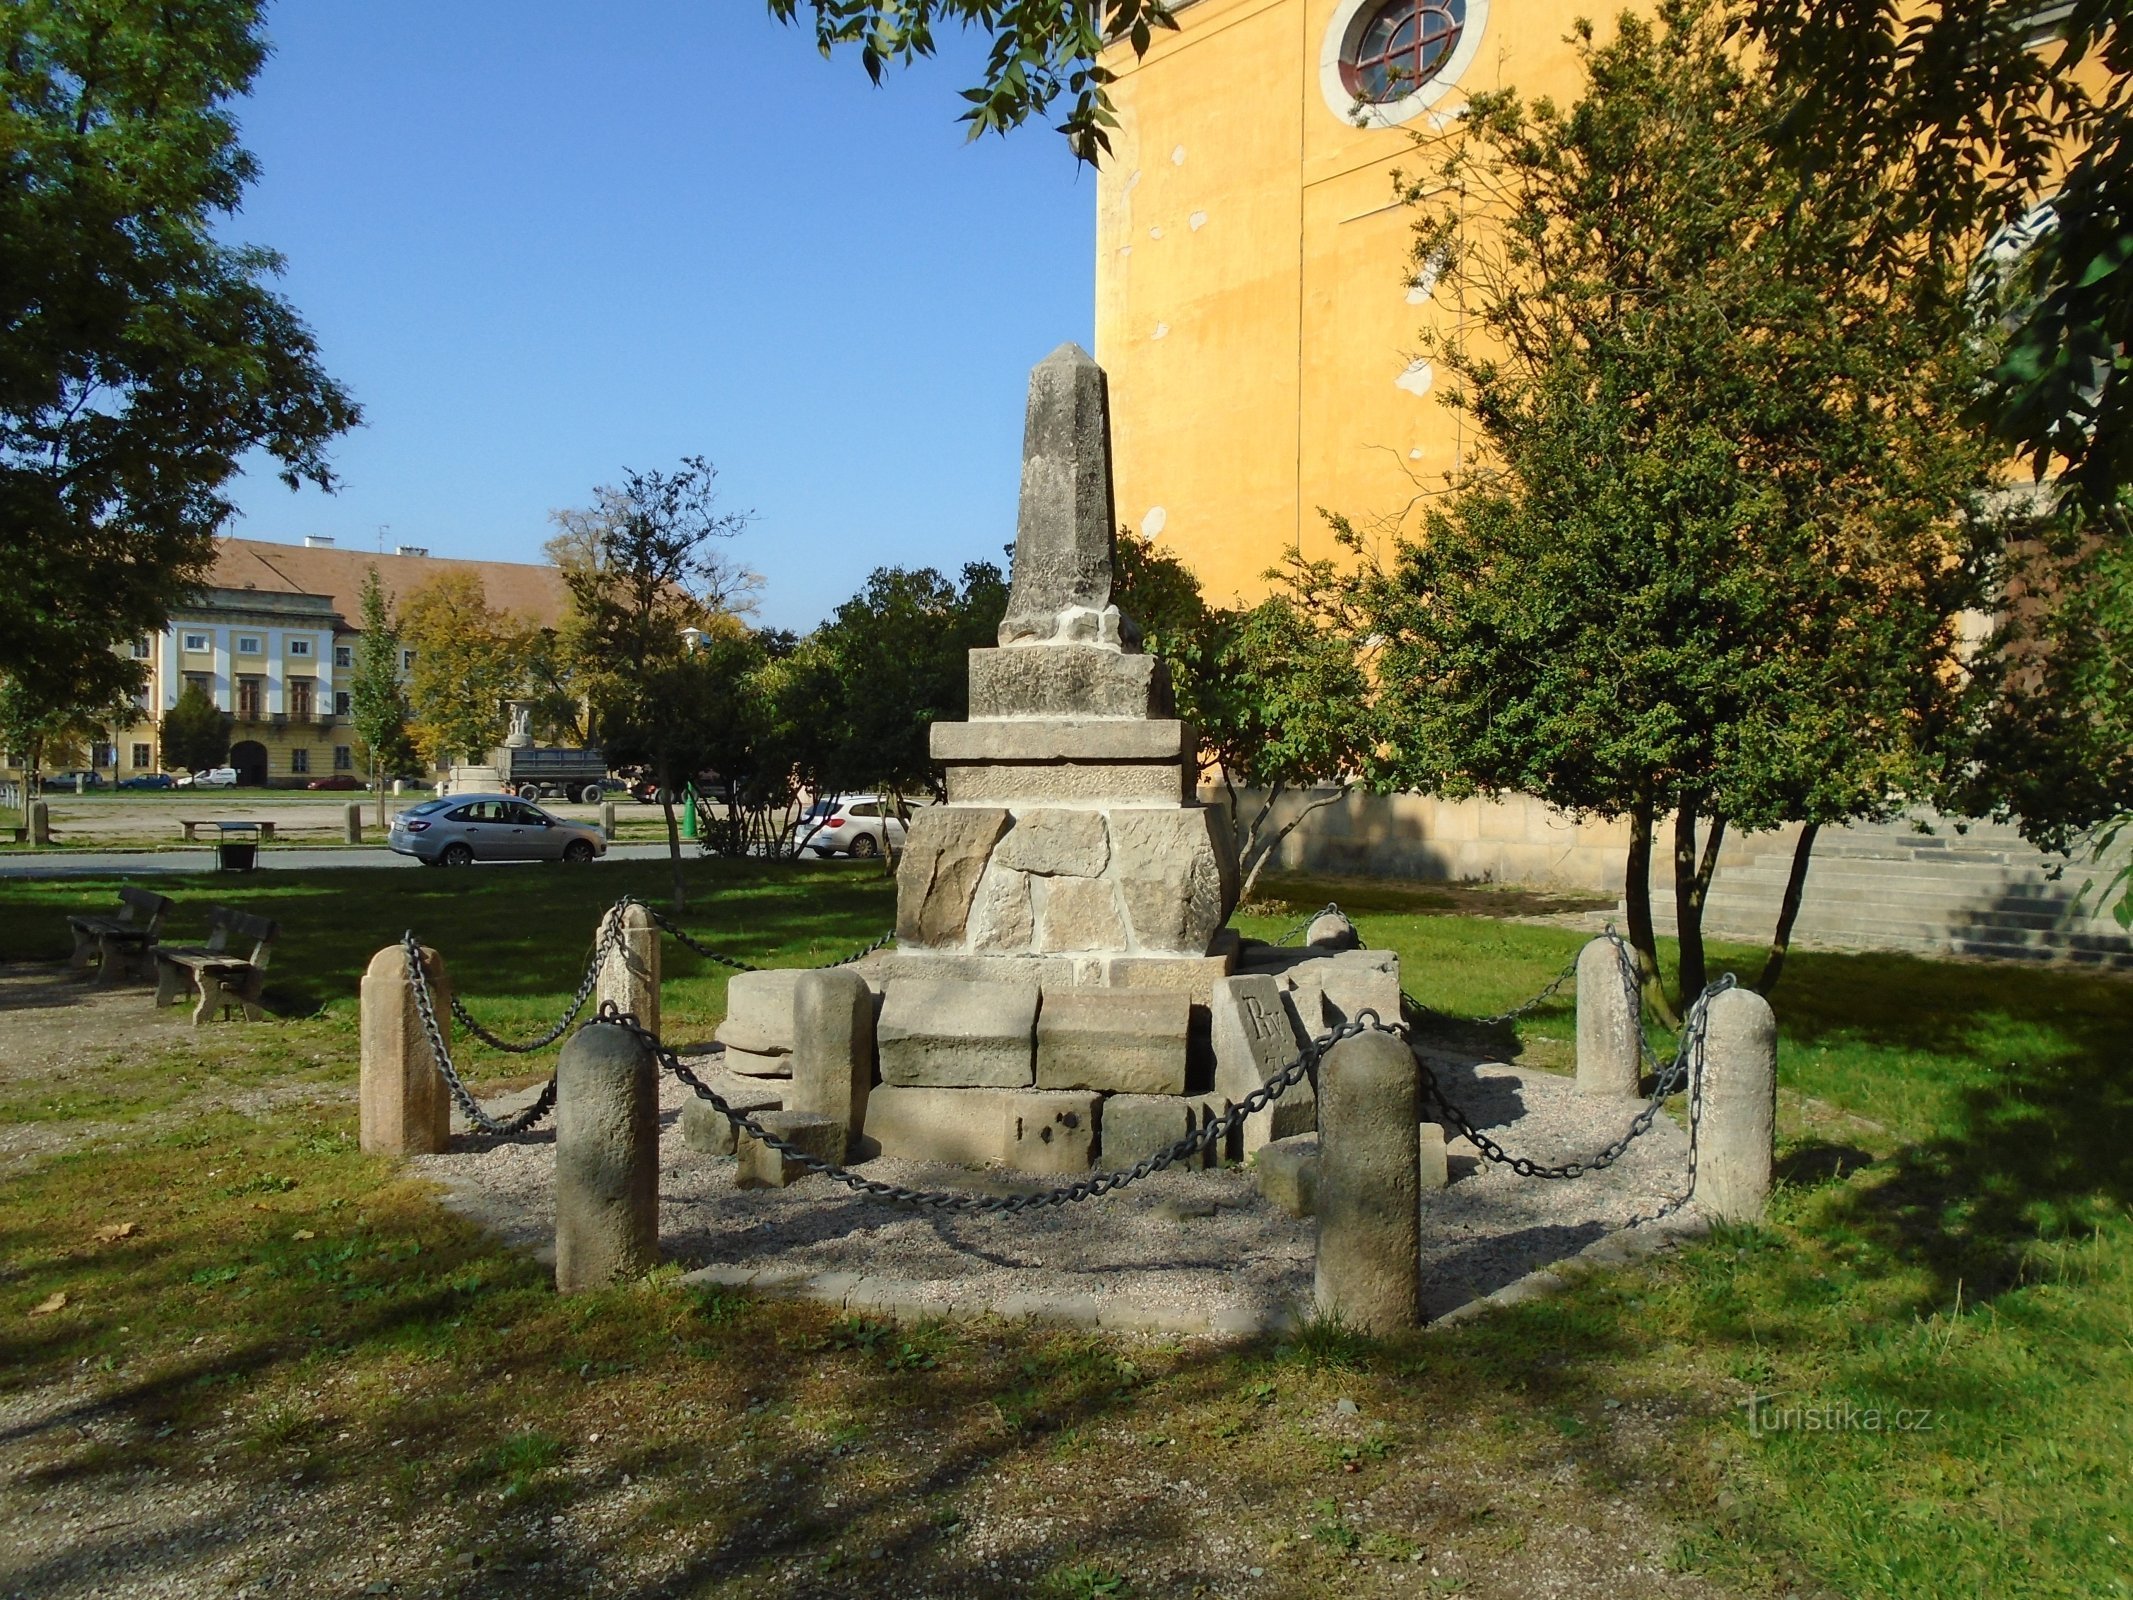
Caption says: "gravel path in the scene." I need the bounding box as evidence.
[415,1049,1696,1330]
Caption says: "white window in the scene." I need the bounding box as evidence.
[130,637,153,659]
[131,743,151,768]
[334,646,353,669]
[289,638,312,657]
[290,747,310,774]
[237,636,262,655]
[334,690,351,716]
[183,633,210,653]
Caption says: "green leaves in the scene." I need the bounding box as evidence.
[766,0,1176,162]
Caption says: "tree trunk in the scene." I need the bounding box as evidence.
[1624,797,1677,1026]
[1671,801,1707,1004]
[659,788,685,914]
[1757,822,1819,996]
[1238,783,1351,903]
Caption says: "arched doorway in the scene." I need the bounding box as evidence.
[229,740,268,787]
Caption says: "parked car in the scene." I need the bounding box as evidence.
[387,793,607,867]
[46,769,104,790]
[790,795,912,859]
[117,773,177,790]
[178,766,238,788]
[306,774,364,791]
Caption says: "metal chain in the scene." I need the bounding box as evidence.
[597,1000,1398,1213]
[402,933,560,1137]
[626,898,893,974]
[1405,951,1581,1031]
[1420,971,1733,1180]
[447,914,622,1054]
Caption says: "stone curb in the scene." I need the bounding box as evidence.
[1426,1208,1712,1328]
[678,1209,1712,1340]
[678,1261,1305,1340]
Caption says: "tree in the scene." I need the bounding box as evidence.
[0,1,359,714]
[159,681,232,776]
[398,572,529,771]
[1743,0,2130,504]
[810,562,1008,851]
[1114,529,1371,900]
[1334,3,2005,1012]
[347,566,413,822]
[766,0,1177,161]
[553,457,755,910]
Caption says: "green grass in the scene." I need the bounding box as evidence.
[0,863,2128,1596]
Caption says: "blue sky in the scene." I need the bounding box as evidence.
[223,2,1097,633]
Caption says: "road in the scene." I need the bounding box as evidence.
[0,843,690,880]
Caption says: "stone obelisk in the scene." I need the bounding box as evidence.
[887,343,1239,997]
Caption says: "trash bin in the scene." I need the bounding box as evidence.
[217,839,258,872]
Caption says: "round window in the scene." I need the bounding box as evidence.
[1342,0,1466,103]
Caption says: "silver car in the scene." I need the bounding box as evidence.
[389,793,607,867]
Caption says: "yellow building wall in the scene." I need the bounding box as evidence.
[1097,0,1636,604]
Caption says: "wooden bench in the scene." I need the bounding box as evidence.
[153,908,280,1025]
[178,819,277,843]
[66,888,175,985]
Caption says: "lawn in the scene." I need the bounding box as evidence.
[0,860,2127,1598]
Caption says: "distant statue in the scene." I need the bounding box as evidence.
[505,698,534,748]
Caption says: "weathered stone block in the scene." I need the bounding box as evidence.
[1314,1031,1422,1333]
[556,1023,660,1291]
[968,864,1036,954]
[1109,808,1233,953]
[997,808,1109,877]
[1000,1090,1098,1175]
[865,1085,1011,1166]
[737,1110,846,1189]
[932,717,1190,763]
[1576,936,1641,1098]
[877,978,1038,1087]
[875,950,1080,990]
[715,968,806,1055]
[895,807,1011,947]
[720,1045,791,1078]
[1319,949,1403,1031]
[997,344,1118,646]
[967,646,1173,719]
[789,968,874,1137]
[1034,875,1129,953]
[1035,989,1190,1094]
[679,1085,780,1156]
[359,943,451,1156]
[1307,909,1360,950]
[947,761,1189,807]
[597,902,661,1038]
[1101,1091,1225,1169]
[1419,1120,1449,1190]
[1106,951,1237,1002]
[1253,1134,1319,1219]
[1211,973,1316,1156]
[1694,987,1777,1224]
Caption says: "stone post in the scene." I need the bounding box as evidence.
[1313,1028,1421,1333]
[359,944,451,1154]
[600,800,616,839]
[555,1022,659,1291]
[596,902,660,1037]
[1693,987,1778,1224]
[29,800,50,845]
[1575,937,1641,1098]
[343,802,364,844]
[788,969,875,1146]
[392,778,403,796]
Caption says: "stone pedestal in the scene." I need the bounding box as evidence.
[597,902,660,1037]
[1576,937,1642,1097]
[555,1023,658,1290]
[360,944,451,1155]
[1694,987,1778,1223]
[1314,1029,1421,1333]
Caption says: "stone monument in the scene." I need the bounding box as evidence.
[711,343,1405,1177]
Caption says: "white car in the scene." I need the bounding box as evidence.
[791,795,914,858]
[180,766,239,788]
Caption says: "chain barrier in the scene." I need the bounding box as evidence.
[447,914,621,1055]
[1273,902,1347,946]
[597,1000,1401,1213]
[403,933,560,1137]
[627,898,895,974]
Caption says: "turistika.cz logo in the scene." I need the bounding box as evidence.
[1739,1393,1936,1438]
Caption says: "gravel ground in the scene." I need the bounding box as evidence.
[415,1048,1695,1327]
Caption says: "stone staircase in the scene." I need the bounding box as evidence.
[1646,815,2133,968]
